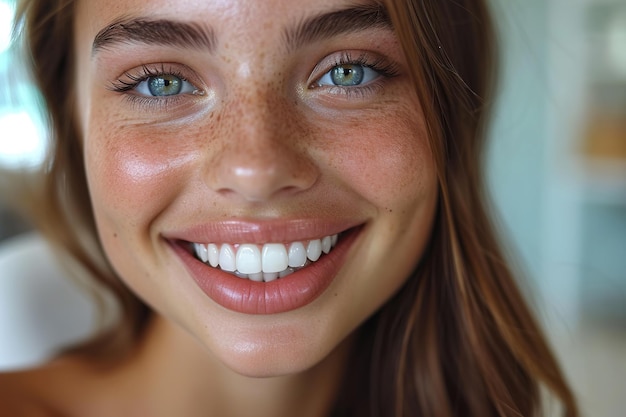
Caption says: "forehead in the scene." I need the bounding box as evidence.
[75,0,388,41]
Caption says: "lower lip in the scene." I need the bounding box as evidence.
[170,228,360,315]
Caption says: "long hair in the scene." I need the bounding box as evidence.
[335,1,579,416]
[12,0,150,361]
[11,0,578,416]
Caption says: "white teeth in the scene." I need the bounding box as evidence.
[288,242,307,268]
[321,236,332,254]
[193,234,340,281]
[263,272,278,282]
[249,272,264,282]
[208,244,219,267]
[236,244,262,274]
[195,243,209,263]
[219,244,236,272]
[235,272,280,282]
[262,244,288,273]
[307,239,322,262]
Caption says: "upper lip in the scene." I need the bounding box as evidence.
[162,218,365,244]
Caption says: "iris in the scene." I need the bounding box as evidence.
[148,75,183,96]
[330,64,365,86]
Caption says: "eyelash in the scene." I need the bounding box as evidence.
[310,52,400,98]
[110,64,189,92]
[108,52,400,108]
[109,63,199,108]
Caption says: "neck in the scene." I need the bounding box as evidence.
[129,315,352,417]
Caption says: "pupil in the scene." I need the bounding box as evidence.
[148,75,182,96]
[331,65,364,86]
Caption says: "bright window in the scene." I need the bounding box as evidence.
[0,0,47,169]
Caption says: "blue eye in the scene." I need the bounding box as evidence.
[135,74,197,97]
[317,64,379,87]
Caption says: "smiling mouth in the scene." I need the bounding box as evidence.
[191,234,340,282]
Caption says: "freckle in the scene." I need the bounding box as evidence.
[113,233,118,238]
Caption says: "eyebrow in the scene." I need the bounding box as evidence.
[284,3,393,51]
[92,18,216,55]
[91,3,392,57]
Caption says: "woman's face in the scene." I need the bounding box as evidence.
[74,0,438,376]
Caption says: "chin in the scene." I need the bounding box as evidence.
[197,316,353,379]
[212,340,335,379]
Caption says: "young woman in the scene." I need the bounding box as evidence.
[0,0,579,416]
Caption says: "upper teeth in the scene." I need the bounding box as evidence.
[193,234,338,281]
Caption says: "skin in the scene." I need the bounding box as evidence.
[1,0,438,415]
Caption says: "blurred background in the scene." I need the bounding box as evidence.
[0,0,624,415]
[487,1,626,415]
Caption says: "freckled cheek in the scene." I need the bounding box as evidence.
[323,117,434,209]
[84,122,199,222]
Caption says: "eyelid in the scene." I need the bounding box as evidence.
[308,50,400,89]
[109,63,205,96]
[307,50,400,100]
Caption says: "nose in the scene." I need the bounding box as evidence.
[204,93,319,202]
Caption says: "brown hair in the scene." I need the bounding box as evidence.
[11,0,578,416]
[12,0,150,360]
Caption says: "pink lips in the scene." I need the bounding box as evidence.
[167,221,361,315]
